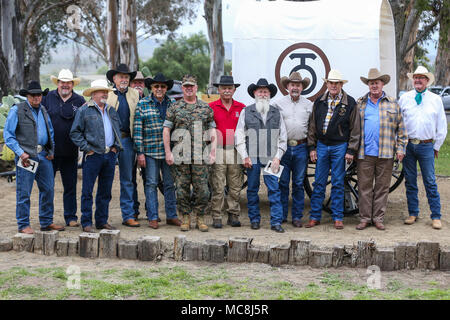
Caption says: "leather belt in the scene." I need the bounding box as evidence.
[288,138,307,147]
[409,139,433,145]
[105,146,110,154]
[37,145,43,153]
[121,132,131,138]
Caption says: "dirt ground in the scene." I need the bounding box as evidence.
[0,170,449,249]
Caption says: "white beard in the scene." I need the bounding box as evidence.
[255,96,270,115]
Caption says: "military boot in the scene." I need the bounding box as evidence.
[180,214,191,232]
[195,215,209,232]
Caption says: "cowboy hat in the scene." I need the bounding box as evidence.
[360,68,390,85]
[50,69,81,86]
[19,80,49,97]
[281,72,310,90]
[82,79,113,97]
[132,71,145,82]
[247,78,278,98]
[322,69,348,84]
[145,72,174,90]
[213,75,240,88]
[407,66,435,86]
[106,64,137,83]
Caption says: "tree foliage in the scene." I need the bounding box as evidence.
[142,33,211,91]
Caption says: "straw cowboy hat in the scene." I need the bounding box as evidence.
[82,79,113,97]
[50,69,81,86]
[322,69,348,84]
[281,72,310,90]
[132,71,146,82]
[247,78,278,98]
[106,64,137,83]
[19,80,49,97]
[360,68,390,85]
[407,66,435,86]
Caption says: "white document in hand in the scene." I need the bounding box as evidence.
[17,158,39,174]
[263,160,284,178]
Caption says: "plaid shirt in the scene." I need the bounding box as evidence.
[133,95,174,159]
[357,93,408,159]
[322,92,342,134]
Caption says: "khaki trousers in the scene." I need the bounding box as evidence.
[210,147,244,220]
[357,156,394,223]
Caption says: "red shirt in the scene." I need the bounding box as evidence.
[209,99,245,146]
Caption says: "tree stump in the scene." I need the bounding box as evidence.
[0,238,13,252]
[439,248,450,271]
[12,233,34,252]
[227,237,252,263]
[417,241,440,270]
[33,231,45,255]
[203,239,227,263]
[247,245,270,264]
[183,241,203,261]
[79,233,99,259]
[288,239,310,265]
[56,239,69,257]
[309,250,333,268]
[138,236,161,261]
[394,242,417,270]
[33,231,58,255]
[68,239,79,256]
[373,248,395,271]
[269,244,290,267]
[332,245,345,268]
[118,240,138,260]
[99,230,120,259]
[174,235,187,262]
[355,240,376,268]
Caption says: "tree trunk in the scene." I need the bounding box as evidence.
[107,0,120,68]
[120,0,138,70]
[434,6,450,86]
[24,30,41,84]
[204,0,224,94]
[1,0,25,92]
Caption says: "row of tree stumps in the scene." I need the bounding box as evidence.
[1,231,450,271]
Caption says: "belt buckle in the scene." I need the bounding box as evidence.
[288,140,298,147]
[105,146,110,154]
[37,145,43,153]
[410,139,420,145]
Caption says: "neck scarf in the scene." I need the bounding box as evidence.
[415,88,426,105]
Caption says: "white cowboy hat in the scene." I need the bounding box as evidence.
[82,79,113,97]
[407,66,435,86]
[50,69,81,86]
[322,69,348,84]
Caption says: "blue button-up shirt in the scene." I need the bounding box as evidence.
[151,94,170,121]
[364,95,382,157]
[3,102,54,157]
[114,86,130,134]
[93,102,114,148]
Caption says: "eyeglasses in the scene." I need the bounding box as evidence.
[152,84,167,89]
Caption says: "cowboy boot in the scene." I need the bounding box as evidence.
[196,215,209,232]
[180,214,191,232]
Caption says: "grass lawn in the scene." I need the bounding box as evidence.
[435,124,450,176]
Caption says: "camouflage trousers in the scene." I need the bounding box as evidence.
[172,164,210,216]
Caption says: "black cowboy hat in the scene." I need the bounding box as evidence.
[145,72,174,91]
[19,80,49,97]
[213,75,240,88]
[106,64,137,83]
[247,78,277,98]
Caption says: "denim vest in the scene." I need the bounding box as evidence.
[244,104,281,165]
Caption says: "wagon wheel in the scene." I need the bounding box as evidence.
[303,159,404,215]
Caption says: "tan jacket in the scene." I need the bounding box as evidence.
[107,87,140,137]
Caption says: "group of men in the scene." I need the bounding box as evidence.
[4,62,446,234]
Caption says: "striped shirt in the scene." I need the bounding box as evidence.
[357,93,408,159]
[322,92,342,134]
[133,94,174,159]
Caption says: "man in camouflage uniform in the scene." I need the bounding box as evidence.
[163,75,217,232]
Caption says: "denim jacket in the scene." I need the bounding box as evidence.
[70,100,123,154]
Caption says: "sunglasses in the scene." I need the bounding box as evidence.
[152,84,167,89]
[30,93,42,97]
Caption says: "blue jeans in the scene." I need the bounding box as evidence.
[403,142,441,220]
[132,161,146,215]
[309,141,347,222]
[15,152,54,231]
[80,152,117,228]
[246,160,283,226]
[144,156,177,221]
[53,156,78,225]
[118,137,137,222]
[280,143,308,221]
